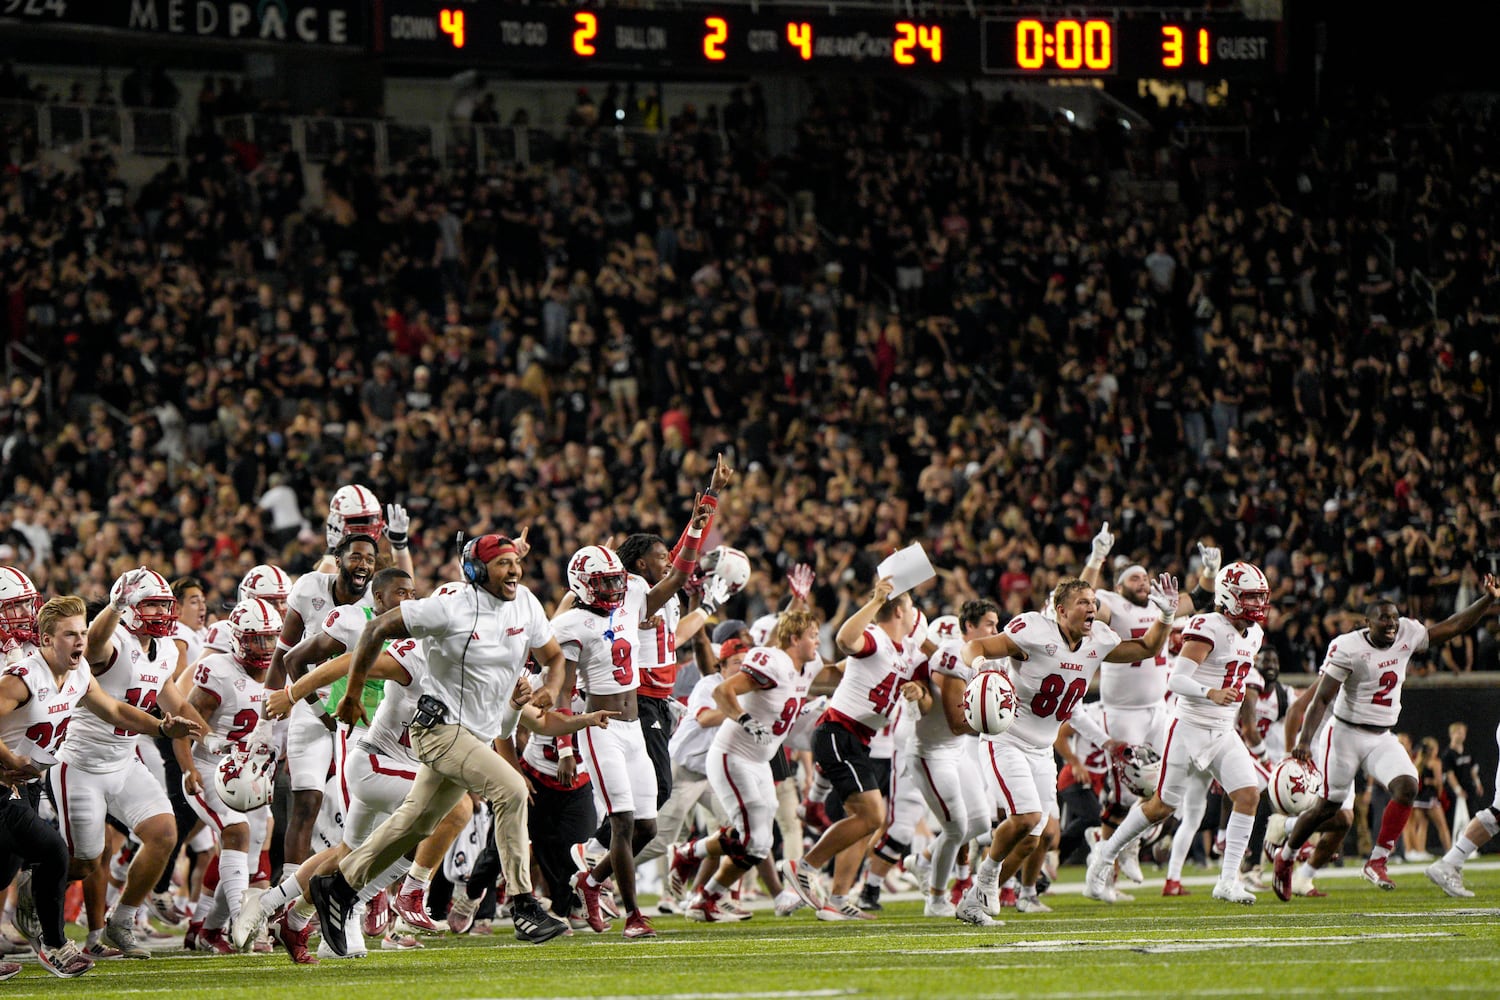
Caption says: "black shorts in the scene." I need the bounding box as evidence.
[813,721,880,805]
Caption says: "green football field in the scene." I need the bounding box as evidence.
[12,862,1500,999]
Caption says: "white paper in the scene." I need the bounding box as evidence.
[877,542,936,598]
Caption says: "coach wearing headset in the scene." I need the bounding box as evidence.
[309,530,572,950]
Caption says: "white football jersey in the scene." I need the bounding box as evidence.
[202,619,231,655]
[668,674,723,773]
[62,625,178,772]
[913,638,974,757]
[1321,619,1428,728]
[1096,590,1170,710]
[173,622,204,667]
[553,576,648,697]
[1068,701,1111,784]
[1174,612,1264,729]
[1245,668,1286,759]
[635,589,681,698]
[713,645,810,763]
[0,654,90,761]
[825,626,923,737]
[307,603,377,698]
[358,636,426,766]
[287,571,374,641]
[188,652,267,766]
[989,613,1120,749]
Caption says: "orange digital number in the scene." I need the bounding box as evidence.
[1161,25,1184,68]
[573,11,597,57]
[786,21,812,61]
[1198,28,1211,65]
[1084,20,1112,69]
[1016,19,1045,70]
[894,21,917,65]
[439,9,465,49]
[704,16,728,61]
[918,24,943,63]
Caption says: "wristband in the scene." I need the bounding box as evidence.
[686,523,703,539]
[389,538,409,551]
[702,489,719,507]
[556,746,575,760]
[309,698,329,716]
[157,717,167,737]
[1159,608,1174,625]
[276,639,293,656]
[737,713,751,725]
[672,550,700,574]
[1198,684,1211,699]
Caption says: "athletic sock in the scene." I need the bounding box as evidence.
[262,875,304,915]
[111,903,139,927]
[1220,811,1254,881]
[1101,805,1153,865]
[1443,836,1478,867]
[406,864,433,890]
[1370,801,1413,861]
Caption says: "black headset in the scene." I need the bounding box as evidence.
[459,532,488,586]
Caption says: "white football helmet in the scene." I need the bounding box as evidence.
[929,614,961,643]
[566,545,628,611]
[111,568,178,638]
[906,608,929,650]
[326,484,384,549]
[1215,561,1270,625]
[237,565,292,613]
[1270,757,1321,815]
[705,546,752,596]
[214,741,277,811]
[227,598,283,668]
[0,567,42,649]
[1116,744,1163,798]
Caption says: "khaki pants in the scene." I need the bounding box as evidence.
[340,722,531,895]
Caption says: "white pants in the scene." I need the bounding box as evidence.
[981,736,1056,836]
[637,763,719,865]
[1317,717,1418,802]
[1156,718,1258,810]
[885,749,929,846]
[579,718,658,820]
[51,757,173,859]
[913,749,991,890]
[1102,704,1169,749]
[343,746,419,848]
[706,746,777,859]
[287,702,336,792]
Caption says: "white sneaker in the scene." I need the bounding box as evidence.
[1111,888,1135,902]
[1015,894,1052,914]
[1425,861,1475,899]
[1241,866,1268,891]
[954,897,1003,927]
[1264,813,1289,865]
[968,881,1001,916]
[923,895,956,918]
[1083,848,1116,903]
[904,852,932,885]
[230,888,267,952]
[1405,849,1434,863]
[773,891,805,917]
[1212,877,1256,905]
[655,896,680,916]
[1117,845,1145,885]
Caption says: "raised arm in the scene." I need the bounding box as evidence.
[836,577,895,655]
[1106,575,1177,662]
[1080,522,1113,591]
[1426,574,1500,646]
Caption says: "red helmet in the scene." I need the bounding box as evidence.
[0,567,42,649]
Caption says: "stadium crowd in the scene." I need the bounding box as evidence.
[4,78,1500,677]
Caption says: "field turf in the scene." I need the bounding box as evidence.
[12,861,1500,999]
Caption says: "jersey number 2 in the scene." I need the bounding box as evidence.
[1371,670,1399,706]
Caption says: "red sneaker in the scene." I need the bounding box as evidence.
[623,911,656,939]
[1272,852,1295,902]
[183,921,203,952]
[362,888,392,937]
[949,876,974,907]
[1161,879,1191,896]
[683,893,730,923]
[800,800,831,834]
[667,842,699,900]
[0,960,21,981]
[200,927,236,955]
[1362,858,1395,890]
[268,912,318,966]
[570,872,610,933]
[392,881,440,932]
[999,886,1018,908]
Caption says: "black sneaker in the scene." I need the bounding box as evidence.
[510,893,570,945]
[857,885,883,912]
[308,873,357,957]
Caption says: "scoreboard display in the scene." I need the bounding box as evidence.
[380,3,1283,79]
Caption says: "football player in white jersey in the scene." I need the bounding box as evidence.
[959,576,1175,923]
[1,595,199,979]
[1274,579,1499,899]
[0,567,41,665]
[1086,562,1270,906]
[563,505,712,941]
[315,484,415,578]
[53,569,207,959]
[909,599,1000,916]
[268,535,377,883]
[682,611,820,923]
[1427,719,1500,897]
[180,598,282,952]
[779,577,926,920]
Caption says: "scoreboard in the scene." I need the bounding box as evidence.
[380,3,1284,79]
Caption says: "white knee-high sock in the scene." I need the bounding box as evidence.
[261,874,304,915]
[929,826,963,894]
[218,849,249,923]
[1168,787,1207,881]
[1101,805,1152,865]
[360,858,412,903]
[1220,811,1254,881]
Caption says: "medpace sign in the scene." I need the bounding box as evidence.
[0,0,364,48]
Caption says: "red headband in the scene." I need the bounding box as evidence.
[473,534,518,562]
